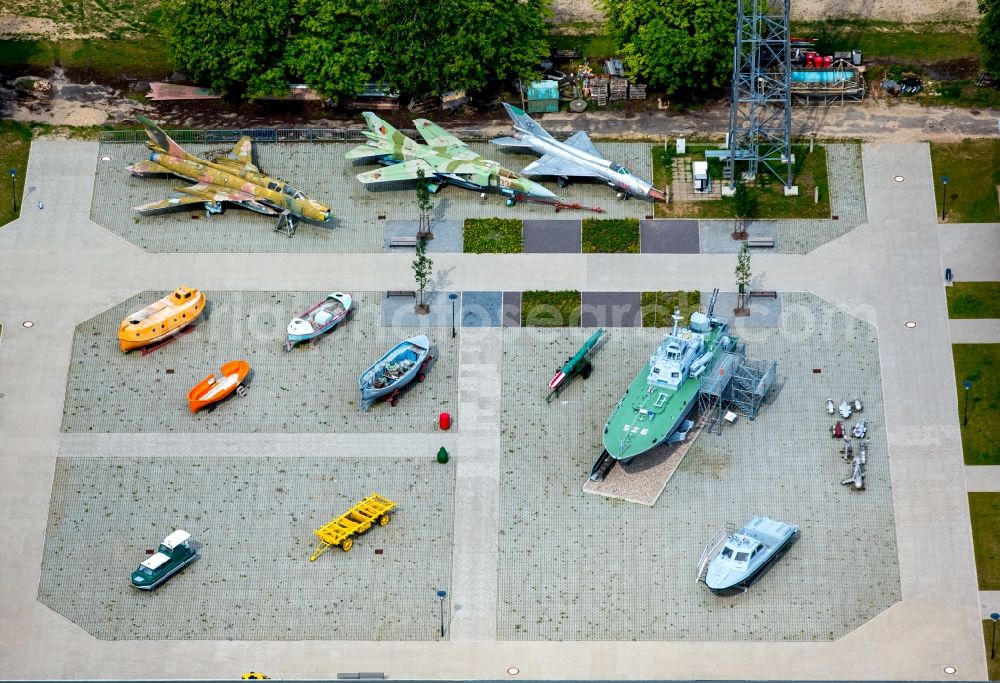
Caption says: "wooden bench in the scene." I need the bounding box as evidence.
[746,238,775,248]
[386,290,416,298]
[749,290,777,299]
[388,236,418,248]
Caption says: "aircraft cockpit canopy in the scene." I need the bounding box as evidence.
[610,163,631,175]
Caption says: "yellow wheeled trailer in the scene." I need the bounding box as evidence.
[310,492,396,561]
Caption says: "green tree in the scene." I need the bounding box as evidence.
[979,0,1000,75]
[375,0,551,96]
[283,0,377,104]
[415,167,434,238]
[735,241,751,311]
[162,0,293,99]
[601,0,738,96]
[412,237,433,311]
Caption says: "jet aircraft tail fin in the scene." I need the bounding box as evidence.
[361,112,419,152]
[137,115,187,159]
[501,103,555,141]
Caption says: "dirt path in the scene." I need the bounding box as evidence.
[532,99,1000,143]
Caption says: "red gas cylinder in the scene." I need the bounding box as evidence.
[805,54,814,67]
[439,412,451,430]
[823,55,833,67]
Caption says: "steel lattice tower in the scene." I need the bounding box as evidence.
[726,0,793,189]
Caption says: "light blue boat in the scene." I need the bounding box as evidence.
[358,334,431,411]
[698,516,798,594]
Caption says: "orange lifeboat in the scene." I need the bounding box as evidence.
[118,286,206,352]
[187,360,251,413]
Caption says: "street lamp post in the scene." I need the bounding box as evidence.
[436,589,448,638]
[7,168,16,212]
[448,293,458,339]
[991,612,999,659]
[941,175,949,221]
[963,379,973,427]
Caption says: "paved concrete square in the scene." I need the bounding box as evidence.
[385,220,463,253]
[700,220,779,254]
[61,291,457,433]
[580,291,642,327]
[460,291,502,327]
[640,219,700,254]
[38,456,455,640]
[497,294,899,641]
[523,220,582,253]
[91,142,650,253]
[502,291,521,327]
[707,291,784,328]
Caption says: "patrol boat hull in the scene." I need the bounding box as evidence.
[704,516,798,594]
[602,309,729,463]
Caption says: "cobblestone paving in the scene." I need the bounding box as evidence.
[37,456,454,640]
[775,144,868,254]
[497,293,899,641]
[60,291,456,433]
[91,142,650,253]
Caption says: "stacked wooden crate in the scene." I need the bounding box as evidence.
[609,77,629,101]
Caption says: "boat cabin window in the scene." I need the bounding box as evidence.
[671,372,680,379]
[721,547,733,559]
[735,551,749,562]
[138,566,154,575]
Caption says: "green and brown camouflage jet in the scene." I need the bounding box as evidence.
[346,112,558,203]
[127,116,333,228]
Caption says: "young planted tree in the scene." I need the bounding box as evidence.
[415,167,434,240]
[732,180,758,239]
[412,236,433,314]
[735,241,752,314]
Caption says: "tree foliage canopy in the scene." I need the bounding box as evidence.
[163,0,293,99]
[162,0,550,101]
[979,0,1000,75]
[601,0,737,96]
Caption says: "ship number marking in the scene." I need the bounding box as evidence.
[622,425,649,435]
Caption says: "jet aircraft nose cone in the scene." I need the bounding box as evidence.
[647,187,667,202]
[528,182,557,199]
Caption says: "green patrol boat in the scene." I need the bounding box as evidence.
[594,298,732,478]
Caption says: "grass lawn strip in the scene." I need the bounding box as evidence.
[641,291,702,328]
[930,140,1000,223]
[463,218,523,253]
[0,121,32,228]
[983,619,1000,680]
[582,218,640,253]
[969,493,1000,589]
[0,38,173,81]
[947,282,1000,318]
[953,344,1000,465]
[655,144,829,220]
[521,290,581,327]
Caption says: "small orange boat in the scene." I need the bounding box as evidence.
[187,360,251,413]
[119,286,206,352]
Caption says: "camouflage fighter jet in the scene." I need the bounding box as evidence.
[127,116,333,230]
[346,112,558,204]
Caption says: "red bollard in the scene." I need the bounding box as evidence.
[439,412,451,430]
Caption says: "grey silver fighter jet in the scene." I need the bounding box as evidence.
[491,103,666,201]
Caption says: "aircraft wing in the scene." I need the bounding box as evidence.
[134,183,278,215]
[211,136,259,172]
[521,153,603,179]
[563,131,604,159]
[356,158,436,184]
[490,136,534,152]
[413,119,478,159]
